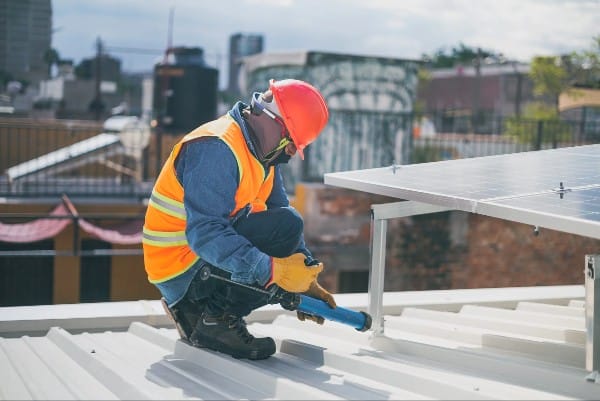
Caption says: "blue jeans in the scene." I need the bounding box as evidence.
[183,206,303,317]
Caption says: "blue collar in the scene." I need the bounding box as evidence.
[228,101,259,158]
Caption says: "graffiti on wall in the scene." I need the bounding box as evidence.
[241,51,419,189]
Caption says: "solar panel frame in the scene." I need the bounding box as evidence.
[324,144,600,239]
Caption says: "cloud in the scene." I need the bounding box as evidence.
[51,0,599,87]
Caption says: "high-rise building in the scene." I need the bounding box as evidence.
[227,33,263,95]
[0,0,52,84]
[153,47,219,133]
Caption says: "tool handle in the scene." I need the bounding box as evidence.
[298,295,372,331]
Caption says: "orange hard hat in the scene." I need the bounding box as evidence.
[269,79,329,159]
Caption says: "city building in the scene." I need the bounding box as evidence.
[227,33,263,96]
[153,46,219,133]
[239,50,420,185]
[417,63,536,133]
[36,54,126,120]
[0,0,52,84]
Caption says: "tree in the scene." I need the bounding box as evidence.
[43,48,60,78]
[566,35,600,89]
[528,56,568,110]
[421,43,502,68]
[414,67,431,115]
[529,36,600,110]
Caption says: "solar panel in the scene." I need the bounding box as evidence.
[6,133,122,182]
[324,144,600,239]
[325,144,600,365]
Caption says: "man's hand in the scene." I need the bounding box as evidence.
[297,280,337,325]
[267,253,323,293]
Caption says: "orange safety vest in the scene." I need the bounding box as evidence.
[142,114,275,283]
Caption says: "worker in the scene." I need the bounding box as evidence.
[143,78,337,360]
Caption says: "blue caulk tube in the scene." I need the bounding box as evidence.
[297,295,372,331]
[197,263,372,331]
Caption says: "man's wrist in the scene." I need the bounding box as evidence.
[256,253,273,286]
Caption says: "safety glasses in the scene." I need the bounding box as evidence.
[251,92,292,143]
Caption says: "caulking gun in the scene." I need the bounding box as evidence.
[198,263,372,332]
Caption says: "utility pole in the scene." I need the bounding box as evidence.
[90,37,105,121]
[512,61,523,118]
[155,5,175,177]
[472,47,482,131]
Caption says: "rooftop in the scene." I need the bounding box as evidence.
[1,285,598,400]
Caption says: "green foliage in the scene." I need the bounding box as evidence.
[417,67,431,87]
[411,145,457,164]
[522,102,559,120]
[414,68,432,115]
[43,48,61,77]
[566,35,600,89]
[421,43,502,68]
[528,36,600,109]
[504,102,572,145]
[529,56,568,101]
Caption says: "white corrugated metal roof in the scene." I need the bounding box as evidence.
[1,285,599,400]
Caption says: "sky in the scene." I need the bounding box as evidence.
[52,0,599,88]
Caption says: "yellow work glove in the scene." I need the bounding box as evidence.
[297,280,337,325]
[267,253,323,293]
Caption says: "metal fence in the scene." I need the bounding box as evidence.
[411,113,600,163]
[0,118,155,199]
[295,110,600,184]
[0,114,598,199]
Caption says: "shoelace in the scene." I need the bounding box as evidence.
[227,316,254,344]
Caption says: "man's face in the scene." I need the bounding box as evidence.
[252,90,297,162]
[264,91,297,158]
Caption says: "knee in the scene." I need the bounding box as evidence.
[282,207,304,236]
[273,207,304,256]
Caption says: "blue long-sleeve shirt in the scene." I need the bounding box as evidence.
[156,102,310,306]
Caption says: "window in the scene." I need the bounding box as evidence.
[0,240,53,306]
[80,239,111,302]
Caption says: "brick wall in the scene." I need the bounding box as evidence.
[452,214,597,288]
[298,184,600,293]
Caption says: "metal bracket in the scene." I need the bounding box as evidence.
[554,182,572,199]
[586,254,600,383]
[368,201,451,338]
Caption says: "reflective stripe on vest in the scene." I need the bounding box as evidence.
[142,227,188,247]
[148,190,186,220]
[143,114,275,283]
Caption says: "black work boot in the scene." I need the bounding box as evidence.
[161,297,199,342]
[189,313,276,360]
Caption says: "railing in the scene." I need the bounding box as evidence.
[0,213,144,256]
[0,114,598,199]
[411,115,600,163]
[0,118,169,199]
